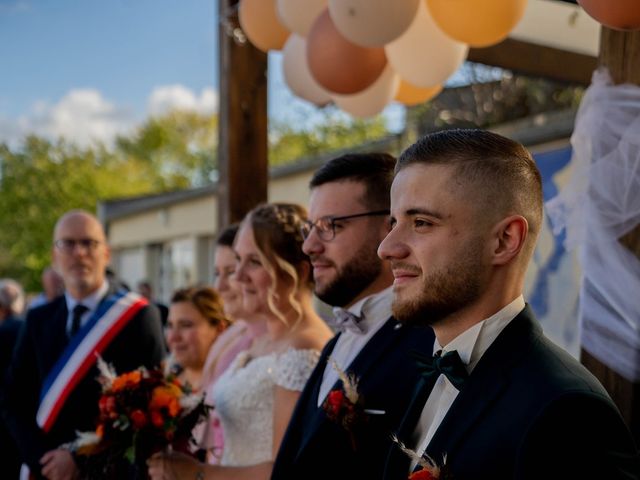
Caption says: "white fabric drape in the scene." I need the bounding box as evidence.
[546,68,640,382]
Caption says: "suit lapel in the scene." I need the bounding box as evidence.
[296,318,402,456]
[425,306,540,461]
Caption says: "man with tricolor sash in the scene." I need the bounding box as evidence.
[2,210,165,480]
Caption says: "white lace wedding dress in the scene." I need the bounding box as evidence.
[211,347,320,466]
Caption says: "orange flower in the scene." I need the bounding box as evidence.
[112,370,142,392]
[410,469,437,480]
[150,384,182,418]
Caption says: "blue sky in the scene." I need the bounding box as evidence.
[0,0,407,148]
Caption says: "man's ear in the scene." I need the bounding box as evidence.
[491,215,528,266]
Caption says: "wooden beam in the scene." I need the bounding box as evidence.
[580,26,640,444]
[217,0,268,228]
[468,38,597,85]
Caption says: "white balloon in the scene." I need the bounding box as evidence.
[277,0,327,37]
[282,34,332,106]
[385,0,468,87]
[332,64,400,118]
[328,0,420,47]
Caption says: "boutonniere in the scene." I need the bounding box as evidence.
[392,435,452,480]
[322,359,370,450]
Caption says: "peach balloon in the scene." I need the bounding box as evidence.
[307,9,387,95]
[427,0,527,47]
[282,34,331,106]
[394,80,442,106]
[386,0,467,88]
[328,0,420,47]
[578,0,640,31]
[332,64,400,118]
[277,0,327,37]
[239,0,290,52]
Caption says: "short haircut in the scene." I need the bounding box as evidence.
[310,152,396,210]
[397,129,543,247]
[216,223,239,248]
[0,278,25,315]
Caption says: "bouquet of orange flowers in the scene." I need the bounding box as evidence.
[73,357,210,479]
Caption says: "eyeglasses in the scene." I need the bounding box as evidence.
[300,210,389,242]
[54,238,102,253]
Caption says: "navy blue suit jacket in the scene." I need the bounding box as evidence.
[384,306,639,480]
[1,285,165,477]
[272,317,435,480]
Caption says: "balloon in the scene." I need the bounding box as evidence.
[277,0,327,37]
[427,0,527,47]
[282,34,332,106]
[332,64,400,118]
[385,1,468,88]
[328,0,420,47]
[307,9,387,95]
[394,80,442,106]
[239,0,290,52]
[578,0,640,31]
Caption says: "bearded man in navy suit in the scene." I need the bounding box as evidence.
[272,153,435,480]
[2,210,165,480]
[379,129,639,479]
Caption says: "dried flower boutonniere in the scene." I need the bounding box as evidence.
[322,359,370,451]
[392,435,452,480]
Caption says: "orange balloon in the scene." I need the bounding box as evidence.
[239,0,290,52]
[427,0,527,47]
[578,0,640,31]
[307,9,387,95]
[394,80,442,106]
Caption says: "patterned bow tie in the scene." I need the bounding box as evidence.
[411,349,468,391]
[330,307,366,334]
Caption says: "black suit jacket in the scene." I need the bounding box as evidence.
[1,285,166,477]
[0,315,23,480]
[272,317,435,480]
[384,306,640,480]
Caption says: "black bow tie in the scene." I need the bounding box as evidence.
[411,349,469,391]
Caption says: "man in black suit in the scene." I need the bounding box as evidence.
[379,129,639,479]
[2,210,165,480]
[272,153,435,480]
[0,278,25,480]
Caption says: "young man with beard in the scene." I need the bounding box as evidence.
[379,129,639,479]
[271,153,435,480]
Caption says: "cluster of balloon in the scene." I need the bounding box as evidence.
[239,0,527,118]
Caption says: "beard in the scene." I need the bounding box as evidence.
[314,243,381,308]
[392,240,487,327]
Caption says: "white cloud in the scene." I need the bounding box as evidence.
[147,85,218,117]
[0,85,218,148]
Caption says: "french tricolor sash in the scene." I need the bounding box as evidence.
[36,290,148,433]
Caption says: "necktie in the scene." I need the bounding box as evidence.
[70,304,89,337]
[329,307,366,334]
[411,349,468,391]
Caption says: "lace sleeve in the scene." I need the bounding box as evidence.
[273,348,320,391]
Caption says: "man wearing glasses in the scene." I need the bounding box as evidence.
[272,153,435,480]
[3,210,165,480]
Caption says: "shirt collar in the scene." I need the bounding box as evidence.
[434,295,525,373]
[65,281,109,314]
[345,286,393,330]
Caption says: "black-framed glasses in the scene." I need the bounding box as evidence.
[54,238,102,253]
[300,210,389,242]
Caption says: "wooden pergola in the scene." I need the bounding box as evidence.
[216,0,640,441]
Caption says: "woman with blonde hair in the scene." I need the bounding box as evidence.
[148,203,332,480]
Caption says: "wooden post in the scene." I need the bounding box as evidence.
[217,0,268,228]
[580,26,640,443]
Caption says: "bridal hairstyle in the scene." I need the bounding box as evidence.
[242,203,311,326]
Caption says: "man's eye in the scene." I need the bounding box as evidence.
[414,218,434,228]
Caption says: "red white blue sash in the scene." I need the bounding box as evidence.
[36,290,148,433]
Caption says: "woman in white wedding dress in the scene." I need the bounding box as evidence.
[148,203,333,480]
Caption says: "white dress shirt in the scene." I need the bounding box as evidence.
[410,295,525,470]
[64,281,109,336]
[317,287,393,407]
